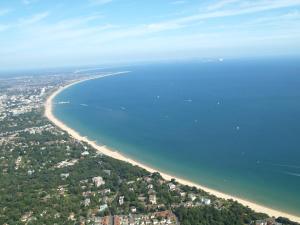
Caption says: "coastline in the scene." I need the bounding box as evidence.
[44,72,300,223]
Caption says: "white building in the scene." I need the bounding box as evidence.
[60,173,70,180]
[149,194,157,204]
[83,198,91,207]
[188,193,197,201]
[81,151,90,156]
[168,183,176,191]
[201,197,211,205]
[130,207,137,213]
[180,192,186,197]
[119,196,124,205]
[99,204,108,212]
[92,177,105,187]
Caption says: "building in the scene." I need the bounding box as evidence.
[251,218,282,225]
[99,204,108,212]
[96,216,111,225]
[188,193,196,201]
[180,192,186,197]
[168,183,176,191]
[149,194,157,204]
[81,151,90,156]
[114,216,121,225]
[119,196,124,205]
[27,169,35,176]
[144,176,152,183]
[103,170,111,175]
[60,173,69,180]
[201,197,211,205]
[100,188,111,195]
[92,176,105,187]
[130,207,137,213]
[83,198,91,207]
[95,211,178,225]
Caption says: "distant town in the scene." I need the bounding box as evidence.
[0,71,298,225]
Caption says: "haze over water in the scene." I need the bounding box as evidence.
[54,58,300,216]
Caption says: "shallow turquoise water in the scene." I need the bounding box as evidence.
[54,58,300,216]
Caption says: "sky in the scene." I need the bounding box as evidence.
[0,0,300,70]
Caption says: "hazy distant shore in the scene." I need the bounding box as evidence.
[44,72,300,223]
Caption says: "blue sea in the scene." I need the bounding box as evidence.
[54,58,300,216]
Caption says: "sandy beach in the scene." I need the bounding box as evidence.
[44,72,300,223]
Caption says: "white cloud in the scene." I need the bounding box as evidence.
[18,12,50,26]
[45,14,104,30]
[244,10,300,26]
[205,0,240,11]
[146,22,182,32]
[148,0,300,31]
[0,8,11,16]
[89,0,113,6]
[22,0,39,5]
[171,1,187,5]
[8,0,300,49]
[0,24,10,32]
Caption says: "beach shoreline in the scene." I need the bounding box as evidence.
[44,72,300,223]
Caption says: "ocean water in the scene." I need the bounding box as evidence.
[54,58,300,216]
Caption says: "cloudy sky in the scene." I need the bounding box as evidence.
[1,0,300,69]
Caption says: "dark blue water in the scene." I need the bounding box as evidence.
[54,58,300,215]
